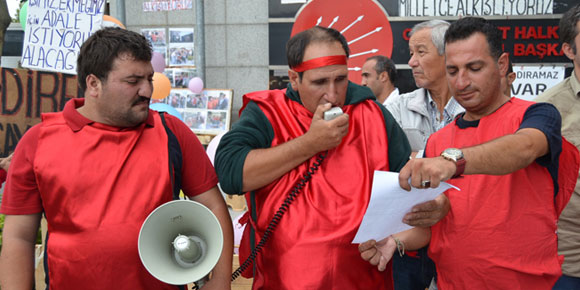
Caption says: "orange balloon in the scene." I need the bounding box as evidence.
[102,15,126,29]
[152,73,171,100]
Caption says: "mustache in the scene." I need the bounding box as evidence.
[456,88,475,95]
[133,96,150,106]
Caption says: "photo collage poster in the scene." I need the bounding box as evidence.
[142,28,167,60]
[181,89,233,134]
[151,88,232,134]
[142,27,195,68]
[143,28,232,135]
[169,28,195,66]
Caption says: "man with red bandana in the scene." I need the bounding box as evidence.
[359,17,579,289]
[0,28,233,290]
[215,26,411,289]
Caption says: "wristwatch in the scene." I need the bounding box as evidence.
[441,148,465,178]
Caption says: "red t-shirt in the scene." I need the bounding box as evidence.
[1,99,217,215]
[1,99,219,289]
[426,99,566,289]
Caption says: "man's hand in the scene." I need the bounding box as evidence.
[358,237,396,272]
[304,103,349,152]
[403,194,450,227]
[199,276,231,290]
[398,157,456,191]
[0,153,13,171]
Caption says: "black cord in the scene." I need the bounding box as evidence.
[231,152,327,281]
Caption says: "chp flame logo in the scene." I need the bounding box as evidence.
[291,0,393,84]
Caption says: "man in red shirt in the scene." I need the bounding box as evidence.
[360,17,579,289]
[216,26,411,289]
[0,28,233,290]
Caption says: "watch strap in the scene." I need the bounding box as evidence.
[453,157,465,178]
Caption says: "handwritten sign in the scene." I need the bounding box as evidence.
[21,0,106,74]
[512,65,565,101]
[0,68,81,156]
[399,0,553,17]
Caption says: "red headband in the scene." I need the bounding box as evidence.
[291,55,348,72]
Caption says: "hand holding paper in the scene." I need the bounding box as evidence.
[402,194,451,227]
[352,171,459,243]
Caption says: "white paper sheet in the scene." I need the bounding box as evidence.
[352,171,459,243]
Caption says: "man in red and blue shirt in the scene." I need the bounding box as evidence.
[360,17,579,289]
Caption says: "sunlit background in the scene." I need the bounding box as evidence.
[7,0,20,19]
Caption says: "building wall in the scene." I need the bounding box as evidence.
[112,0,270,123]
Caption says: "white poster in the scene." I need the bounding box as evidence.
[399,0,552,17]
[512,65,565,101]
[281,0,307,3]
[142,0,193,12]
[21,0,106,74]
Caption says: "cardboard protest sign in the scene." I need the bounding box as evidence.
[21,0,106,74]
[0,68,81,156]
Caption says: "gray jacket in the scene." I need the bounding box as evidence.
[386,88,464,152]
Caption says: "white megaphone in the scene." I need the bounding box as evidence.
[138,200,223,285]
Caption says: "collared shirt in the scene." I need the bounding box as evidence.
[1,98,217,215]
[383,88,400,105]
[426,90,461,132]
[64,99,156,132]
[385,88,465,152]
[0,98,218,289]
[535,70,580,277]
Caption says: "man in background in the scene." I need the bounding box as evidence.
[386,20,464,156]
[361,55,399,105]
[385,19,464,290]
[360,16,578,289]
[535,4,580,289]
[217,92,229,110]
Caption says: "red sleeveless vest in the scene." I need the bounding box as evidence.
[426,98,578,289]
[239,89,393,289]
[35,111,178,289]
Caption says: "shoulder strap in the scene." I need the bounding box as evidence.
[159,112,183,200]
[159,113,186,290]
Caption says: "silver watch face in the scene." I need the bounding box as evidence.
[443,148,463,161]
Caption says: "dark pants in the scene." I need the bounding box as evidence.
[553,274,580,290]
[393,246,436,290]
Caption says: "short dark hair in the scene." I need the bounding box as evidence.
[77,27,152,93]
[444,17,503,60]
[366,55,397,84]
[560,4,580,54]
[286,26,349,78]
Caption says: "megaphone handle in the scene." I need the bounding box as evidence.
[231,152,327,281]
[192,275,209,290]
